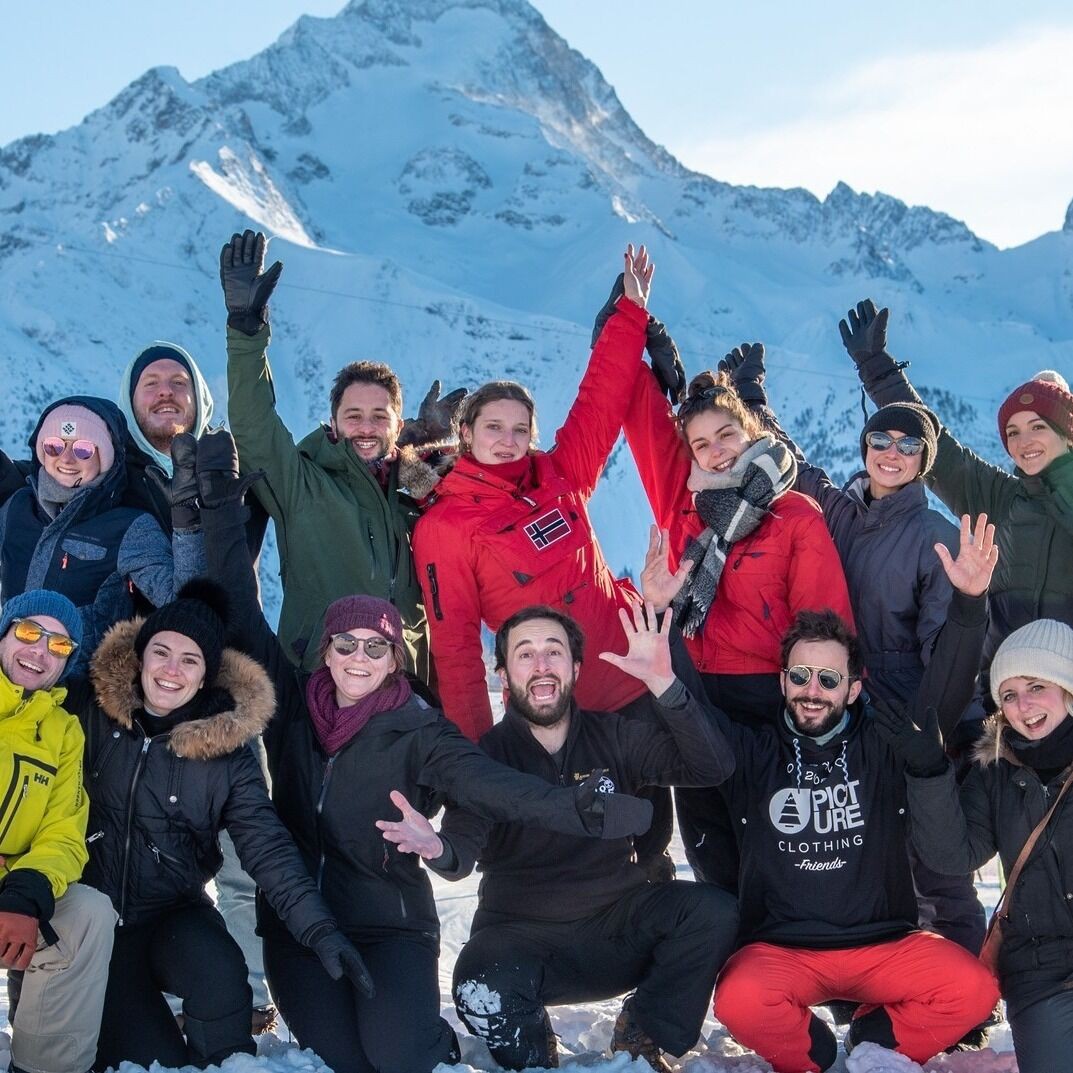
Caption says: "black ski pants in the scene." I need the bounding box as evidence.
[263,925,459,1073]
[452,880,738,1070]
[94,903,254,1071]
[1010,989,1073,1073]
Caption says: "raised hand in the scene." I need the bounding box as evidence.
[397,380,469,448]
[147,433,199,530]
[375,790,444,860]
[599,596,675,696]
[838,299,889,364]
[646,317,686,403]
[935,513,999,598]
[639,526,693,613]
[622,243,654,310]
[590,273,626,347]
[219,229,284,335]
[718,342,767,405]
[871,699,948,777]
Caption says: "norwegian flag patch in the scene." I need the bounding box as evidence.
[524,508,571,550]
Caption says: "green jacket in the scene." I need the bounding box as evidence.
[0,672,89,902]
[226,326,429,678]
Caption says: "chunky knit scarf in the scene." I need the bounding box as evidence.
[671,435,797,638]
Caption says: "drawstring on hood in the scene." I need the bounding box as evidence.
[786,713,852,789]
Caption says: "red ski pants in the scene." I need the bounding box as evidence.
[713,932,999,1073]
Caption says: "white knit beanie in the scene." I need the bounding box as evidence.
[990,619,1073,708]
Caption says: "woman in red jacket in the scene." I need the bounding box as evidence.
[413,248,654,744]
[622,366,854,887]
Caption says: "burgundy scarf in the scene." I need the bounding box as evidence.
[304,666,412,755]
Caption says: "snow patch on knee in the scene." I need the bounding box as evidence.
[456,979,503,1015]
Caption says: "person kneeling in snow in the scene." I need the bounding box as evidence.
[381,576,739,1072]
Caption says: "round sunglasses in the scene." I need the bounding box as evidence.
[329,634,393,660]
[864,431,923,457]
[42,437,98,461]
[784,665,855,691]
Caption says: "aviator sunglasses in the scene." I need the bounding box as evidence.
[864,431,924,457]
[13,618,79,658]
[784,665,855,690]
[41,437,97,461]
[329,634,393,660]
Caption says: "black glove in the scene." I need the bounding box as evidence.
[396,380,469,448]
[646,317,686,403]
[574,768,653,840]
[195,427,262,508]
[871,699,948,777]
[838,299,890,365]
[312,929,375,998]
[718,342,767,406]
[590,274,626,347]
[147,433,199,530]
[219,230,283,336]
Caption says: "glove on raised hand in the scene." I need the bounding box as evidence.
[147,433,199,530]
[838,299,890,365]
[397,380,469,448]
[871,698,948,777]
[195,427,262,507]
[219,230,283,335]
[646,317,686,403]
[312,929,375,998]
[718,342,767,406]
[590,274,627,347]
[574,768,653,840]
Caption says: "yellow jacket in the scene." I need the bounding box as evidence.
[0,671,88,899]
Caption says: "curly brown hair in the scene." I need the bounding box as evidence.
[675,370,763,442]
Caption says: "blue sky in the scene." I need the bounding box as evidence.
[2,1,1070,248]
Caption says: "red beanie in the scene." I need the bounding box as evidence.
[997,372,1073,452]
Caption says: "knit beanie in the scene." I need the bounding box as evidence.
[128,343,197,406]
[135,580,229,686]
[989,619,1073,709]
[0,590,83,680]
[320,595,404,656]
[859,402,940,476]
[997,371,1073,451]
[35,404,115,474]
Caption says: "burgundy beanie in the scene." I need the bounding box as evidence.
[997,372,1073,451]
[320,596,404,654]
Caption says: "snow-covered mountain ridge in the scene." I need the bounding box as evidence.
[1,0,1071,578]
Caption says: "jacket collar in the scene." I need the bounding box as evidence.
[0,670,68,724]
[843,473,928,522]
[502,698,582,759]
[89,619,274,759]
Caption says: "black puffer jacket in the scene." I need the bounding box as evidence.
[68,619,334,943]
[907,720,1073,1017]
[201,498,648,943]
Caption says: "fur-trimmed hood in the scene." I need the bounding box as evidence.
[398,441,456,502]
[972,715,1017,768]
[89,618,275,760]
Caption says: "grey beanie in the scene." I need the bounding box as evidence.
[989,619,1073,709]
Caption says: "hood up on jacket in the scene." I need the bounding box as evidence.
[89,618,274,760]
[118,341,215,475]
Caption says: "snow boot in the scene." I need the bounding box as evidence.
[182,1005,256,1068]
[611,995,672,1072]
[844,1006,897,1056]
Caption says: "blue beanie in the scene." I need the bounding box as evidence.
[0,590,83,678]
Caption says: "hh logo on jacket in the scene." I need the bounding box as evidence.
[524,509,571,550]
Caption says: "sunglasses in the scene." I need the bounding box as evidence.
[12,618,79,658]
[329,634,393,660]
[784,665,854,690]
[864,431,924,457]
[42,437,97,461]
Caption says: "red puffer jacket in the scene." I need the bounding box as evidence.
[622,366,854,676]
[413,298,651,740]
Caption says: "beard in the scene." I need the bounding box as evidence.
[508,675,574,729]
[786,695,847,738]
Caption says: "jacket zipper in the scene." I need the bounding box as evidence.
[147,838,184,869]
[118,737,152,926]
[426,564,444,621]
[0,780,30,844]
[314,755,336,889]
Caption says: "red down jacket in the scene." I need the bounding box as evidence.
[413,297,650,740]
[622,365,854,676]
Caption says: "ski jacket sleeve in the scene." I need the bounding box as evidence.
[551,296,648,497]
[222,745,337,945]
[412,516,493,740]
[915,528,956,665]
[117,512,193,607]
[905,764,997,876]
[783,500,855,629]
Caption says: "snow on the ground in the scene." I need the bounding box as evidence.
[0,835,1019,1073]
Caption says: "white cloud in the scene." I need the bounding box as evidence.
[674,24,1073,249]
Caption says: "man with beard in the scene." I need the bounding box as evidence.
[380,602,739,1071]
[707,514,1003,1073]
[219,229,464,679]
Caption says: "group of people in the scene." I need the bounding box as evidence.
[0,232,1070,1073]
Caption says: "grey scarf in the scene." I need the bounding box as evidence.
[36,470,89,520]
[671,435,797,638]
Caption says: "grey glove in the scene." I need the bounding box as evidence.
[396,380,469,448]
[147,433,199,530]
[838,299,890,365]
[312,929,375,998]
[871,699,948,778]
[718,342,767,406]
[219,230,283,336]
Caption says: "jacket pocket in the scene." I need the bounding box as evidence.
[60,537,108,562]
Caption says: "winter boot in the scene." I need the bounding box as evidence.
[183,1005,256,1068]
[844,1006,897,1056]
[611,995,672,1073]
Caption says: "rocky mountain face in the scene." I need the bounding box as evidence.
[1,0,1071,582]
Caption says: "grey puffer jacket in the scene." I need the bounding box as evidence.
[906,719,1073,1016]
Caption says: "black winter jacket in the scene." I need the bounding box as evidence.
[712,589,986,949]
[432,681,734,924]
[201,498,649,943]
[907,721,1073,1016]
[68,619,334,944]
